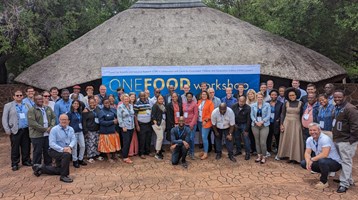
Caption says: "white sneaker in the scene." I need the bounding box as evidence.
[97,156,104,161]
[275,155,280,160]
[329,172,335,177]
[266,152,271,157]
[87,158,95,164]
[314,181,329,190]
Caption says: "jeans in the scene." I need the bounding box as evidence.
[252,126,269,155]
[42,148,72,177]
[198,121,211,153]
[234,124,250,154]
[121,128,134,159]
[171,144,189,165]
[72,132,85,161]
[10,128,31,166]
[301,158,341,184]
[31,136,52,166]
[138,122,153,156]
[215,128,234,156]
[186,124,197,155]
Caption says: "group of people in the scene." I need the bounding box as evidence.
[1,80,357,193]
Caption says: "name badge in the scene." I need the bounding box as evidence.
[94,118,99,124]
[332,119,336,127]
[319,121,325,128]
[19,113,26,119]
[176,112,180,117]
[303,114,309,120]
[270,113,275,120]
[79,123,83,129]
[184,112,188,118]
[257,117,262,122]
[162,114,166,120]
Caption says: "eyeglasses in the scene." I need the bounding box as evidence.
[15,95,23,97]
[43,95,50,97]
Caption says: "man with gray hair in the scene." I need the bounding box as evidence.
[300,123,341,190]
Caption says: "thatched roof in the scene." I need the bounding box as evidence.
[15,0,347,90]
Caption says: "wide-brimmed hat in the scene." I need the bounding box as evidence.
[284,87,301,100]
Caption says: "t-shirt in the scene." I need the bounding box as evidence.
[306,133,341,163]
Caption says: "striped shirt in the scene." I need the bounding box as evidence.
[134,99,151,123]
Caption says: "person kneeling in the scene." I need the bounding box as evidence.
[300,123,342,190]
[170,116,190,168]
[32,114,77,183]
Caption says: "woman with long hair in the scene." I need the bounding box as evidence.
[197,91,214,160]
[128,92,139,157]
[151,95,166,160]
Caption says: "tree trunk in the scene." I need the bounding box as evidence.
[0,54,9,84]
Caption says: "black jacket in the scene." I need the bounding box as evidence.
[166,102,184,132]
[82,107,101,133]
[267,100,283,135]
[231,103,251,132]
[151,104,166,126]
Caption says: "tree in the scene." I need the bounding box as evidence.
[0,0,135,84]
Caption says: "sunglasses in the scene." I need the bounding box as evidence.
[43,95,50,97]
[15,95,23,97]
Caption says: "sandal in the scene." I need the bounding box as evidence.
[123,158,133,164]
[255,155,262,163]
[260,157,266,164]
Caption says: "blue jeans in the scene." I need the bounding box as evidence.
[72,132,85,161]
[215,128,234,156]
[171,144,188,165]
[234,124,251,154]
[198,121,211,153]
[301,158,341,184]
[186,124,197,155]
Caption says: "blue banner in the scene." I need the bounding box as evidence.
[102,65,260,98]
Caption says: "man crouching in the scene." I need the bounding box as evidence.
[170,116,190,168]
[300,122,342,189]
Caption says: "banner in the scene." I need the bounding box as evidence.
[102,65,260,98]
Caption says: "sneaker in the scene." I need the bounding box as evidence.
[329,172,336,177]
[266,152,271,157]
[275,155,280,161]
[155,153,163,160]
[97,156,104,161]
[87,158,95,164]
[182,162,188,168]
[190,154,195,160]
[314,181,329,190]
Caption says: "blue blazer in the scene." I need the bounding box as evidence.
[250,102,271,127]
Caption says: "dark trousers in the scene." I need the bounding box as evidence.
[121,128,134,159]
[138,123,153,156]
[31,136,52,166]
[300,158,341,184]
[171,144,188,165]
[116,125,123,150]
[208,128,216,153]
[214,128,234,156]
[248,126,256,153]
[235,124,251,153]
[42,148,71,177]
[267,123,275,152]
[10,128,31,167]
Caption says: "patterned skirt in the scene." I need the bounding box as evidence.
[98,133,121,153]
[85,130,100,158]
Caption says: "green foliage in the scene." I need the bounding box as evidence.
[1,0,136,76]
[204,0,358,80]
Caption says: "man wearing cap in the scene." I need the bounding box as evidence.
[70,85,84,102]
[83,85,94,108]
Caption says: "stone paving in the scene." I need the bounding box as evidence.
[0,136,357,200]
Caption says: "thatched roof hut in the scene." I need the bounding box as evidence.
[15,0,346,90]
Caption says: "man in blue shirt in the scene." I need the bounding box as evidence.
[291,80,307,100]
[300,122,341,190]
[221,87,237,108]
[32,114,77,183]
[2,89,32,171]
[23,86,35,107]
[54,89,72,124]
[170,116,191,168]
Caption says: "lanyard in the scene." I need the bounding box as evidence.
[16,103,24,113]
[74,112,81,120]
[319,106,329,119]
[62,127,69,137]
[178,128,185,138]
[313,136,320,153]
